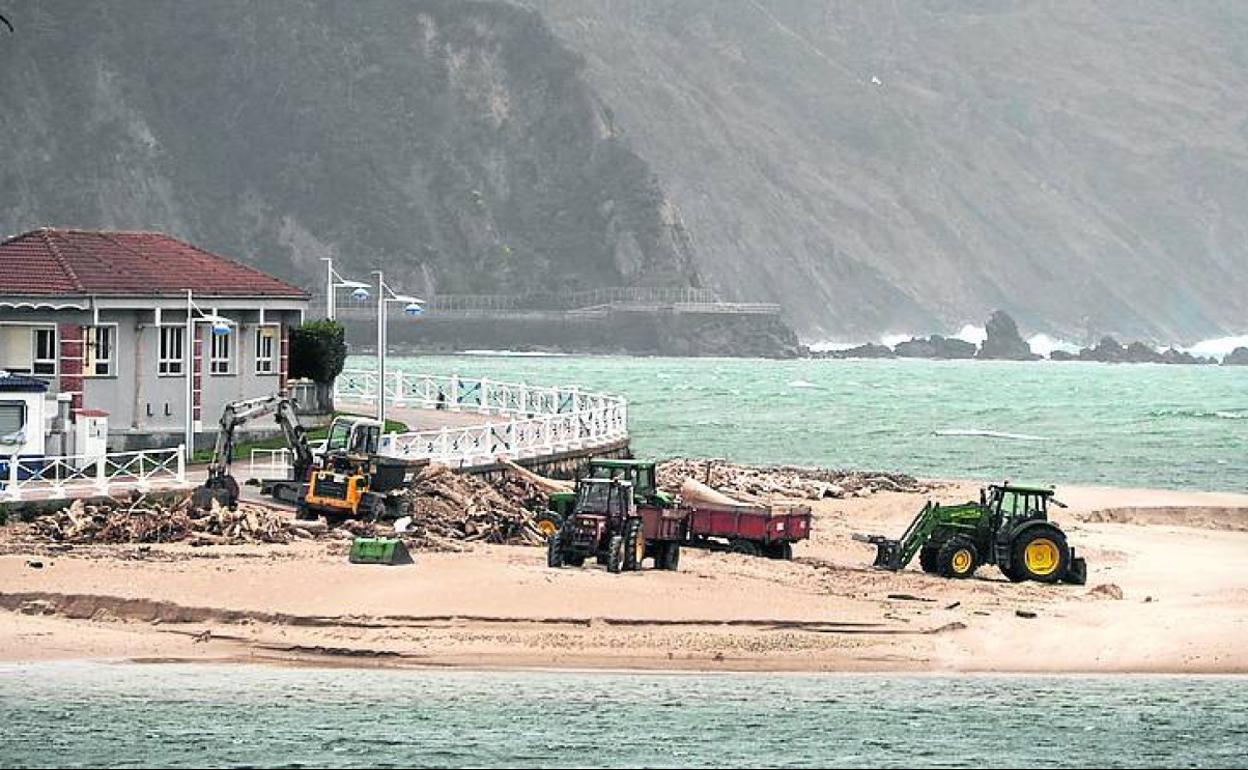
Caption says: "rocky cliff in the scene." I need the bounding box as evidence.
[0,0,696,298]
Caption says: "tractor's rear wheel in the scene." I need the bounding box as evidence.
[546,536,564,569]
[937,537,979,579]
[624,519,645,571]
[1010,526,1070,584]
[607,535,626,574]
[919,545,940,574]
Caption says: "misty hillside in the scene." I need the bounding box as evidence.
[3,1,1247,343]
[529,0,1248,342]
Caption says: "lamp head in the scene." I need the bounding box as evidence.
[351,287,371,301]
[404,302,424,316]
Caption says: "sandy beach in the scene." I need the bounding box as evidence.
[2,480,1246,674]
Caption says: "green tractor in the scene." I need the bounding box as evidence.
[854,483,1087,584]
[535,458,674,537]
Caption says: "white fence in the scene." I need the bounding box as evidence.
[2,445,187,503]
[334,370,629,469]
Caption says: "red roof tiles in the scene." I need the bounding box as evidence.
[0,228,309,299]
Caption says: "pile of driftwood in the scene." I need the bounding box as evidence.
[398,462,553,549]
[31,496,301,546]
[656,458,929,501]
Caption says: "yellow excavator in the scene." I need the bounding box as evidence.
[191,392,416,521]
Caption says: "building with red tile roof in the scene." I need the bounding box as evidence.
[0,228,310,453]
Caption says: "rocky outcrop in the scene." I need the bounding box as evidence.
[894,335,976,360]
[1223,347,1248,366]
[822,343,897,360]
[1160,348,1214,366]
[1049,350,1077,362]
[977,311,1037,360]
[1071,337,1214,364]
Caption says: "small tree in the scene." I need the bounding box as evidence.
[289,319,347,384]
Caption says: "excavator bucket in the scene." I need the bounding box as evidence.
[348,537,413,566]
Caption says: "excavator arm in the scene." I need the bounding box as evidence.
[192,392,312,509]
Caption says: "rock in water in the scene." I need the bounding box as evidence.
[893,335,976,360]
[1223,346,1248,366]
[976,310,1037,360]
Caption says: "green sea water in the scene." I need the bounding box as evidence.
[1,664,1245,768]
[360,355,1247,492]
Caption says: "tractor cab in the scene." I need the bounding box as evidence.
[984,484,1062,528]
[586,458,673,507]
[574,478,636,524]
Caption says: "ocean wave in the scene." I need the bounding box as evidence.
[1151,407,1248,420]
[788,379,822,389]
[458,349,568,357]
[935,428,1049,441]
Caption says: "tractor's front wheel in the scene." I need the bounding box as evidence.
[937,537,979,579]
[919,545,940,574]
[546,536,564,568]
[607,535,626,574]
[1010,526,1070,584]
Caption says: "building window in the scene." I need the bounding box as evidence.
[32,328,56,376]
[255,325,277,374]
[84,325,114,377]
[210,329,233,375]
[0,402,24,438]
[158,326,184,376]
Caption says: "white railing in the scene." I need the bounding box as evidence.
[248,448,293,480]
[334,370,629,469]
[2,445,187,502]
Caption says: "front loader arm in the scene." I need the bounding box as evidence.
[852,501,939,571]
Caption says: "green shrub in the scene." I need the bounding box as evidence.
[289,319,347,384]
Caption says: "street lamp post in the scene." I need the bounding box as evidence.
[183,289,236,453]
[320,257,369,321]
[370,269,423,426]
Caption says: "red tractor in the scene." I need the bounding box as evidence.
[546,478,683,573]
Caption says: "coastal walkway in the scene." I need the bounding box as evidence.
[1,371,630,505]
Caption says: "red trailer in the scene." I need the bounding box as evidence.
[685,501,812,559]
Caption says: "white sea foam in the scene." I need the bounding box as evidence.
[1027,333,1080,357]
[953,324,987,346]
[935,428,1049,441]
[788,379,821,389]
[880,333,914,348]
[806,340,860,353]
[1185,335,1248,360]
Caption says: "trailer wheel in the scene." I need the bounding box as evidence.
[607,535,626,574]
[546,536,564,569]
[766,542,793,560]
[663,542,681,571]
[730,539,761,557]
[937,537,979,579]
